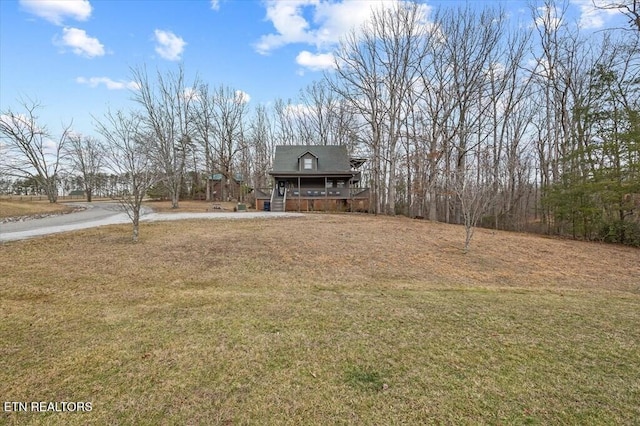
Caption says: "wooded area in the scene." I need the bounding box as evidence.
[1,1,639,246]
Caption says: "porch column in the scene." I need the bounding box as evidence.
[325,176,328,211]
[297,176,301,212]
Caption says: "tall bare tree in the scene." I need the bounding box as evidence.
[331,2,427,214]
[246,104,274,190]
[95,110,158,242]
[191,82,217,200]
[131,65,199,208]
[0,99,71,202]
[272,98,299,145]
[210,85,249,200]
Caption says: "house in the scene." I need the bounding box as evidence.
[254,145,369,212]
[206,172,246,201]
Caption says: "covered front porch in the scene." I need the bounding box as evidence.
[255,175,369,212]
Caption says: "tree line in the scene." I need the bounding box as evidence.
[1,1,638,245]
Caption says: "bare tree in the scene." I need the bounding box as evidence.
[131,65,199,208]
[594,0,640,31]
[0,98,71,202]
[452,148,497,253]
[65,133,104,202]
[297,80,359,147]
[246,104,274,190]
[272,98,299,145]
[191,82,217,200]
[331,2,427,214]
[95,110,158,242]
[211,85,248,201]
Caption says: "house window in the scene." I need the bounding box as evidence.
[336,180,345,188]
[303,158,313,170]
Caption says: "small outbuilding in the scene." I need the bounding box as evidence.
[206,173,246,202]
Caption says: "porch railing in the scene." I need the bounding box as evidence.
[257,187,368,199]
[288,187,367,198]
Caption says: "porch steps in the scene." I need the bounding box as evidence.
[271,198,285,212]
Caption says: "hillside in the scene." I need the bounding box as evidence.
[1,214,638,424]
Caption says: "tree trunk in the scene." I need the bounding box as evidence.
[132,209,140,243]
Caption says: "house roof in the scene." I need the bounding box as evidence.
[271,145,352,174]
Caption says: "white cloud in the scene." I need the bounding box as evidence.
[154,29,186,61]
[20,0,92,25]
[254,0,316,54]
[182,87,200,102]
[57,27,105,57]
[76,76,139,90]
[571,0,620,29]
[255,0,430,72]
[255,0,420,55]
[210,0,220,11]
[234,90,251,104]
[284,103,314,119]
[296,50,335,71]
[312,0,408,47]
[533,5,562,31]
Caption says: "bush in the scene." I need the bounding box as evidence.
[599,220,640,247]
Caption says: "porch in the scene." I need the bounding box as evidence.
[255,185,369,212]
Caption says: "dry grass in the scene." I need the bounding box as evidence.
[144,200,247,213]
[0,200,74,219]
[0,199,238,220]
[0,214,639,424]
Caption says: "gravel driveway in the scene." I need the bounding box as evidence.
[0,202,303,242]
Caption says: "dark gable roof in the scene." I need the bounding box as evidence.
[272,145,352,173]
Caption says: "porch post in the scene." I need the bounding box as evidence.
[297,176,301,212]
[325,176,328,211]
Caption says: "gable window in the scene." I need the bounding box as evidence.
[303,158,313,170]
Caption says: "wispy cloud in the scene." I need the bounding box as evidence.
[57,27,105,57]
[210,0,220,11]
[20,0,92,25]
[296,51,335,72]
[154,29,186,61]
[76,76,139,90]
[570,0,620,29]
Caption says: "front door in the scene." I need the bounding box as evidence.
[277,180,285,197]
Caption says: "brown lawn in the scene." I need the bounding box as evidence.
[0,200,74,219]
[0,214,638,424]
[144,200,242,213]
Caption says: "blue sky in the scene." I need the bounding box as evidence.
[0,0,626,138]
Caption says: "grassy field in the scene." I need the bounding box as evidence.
[0,213,639,425]
[0,200,74,219]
